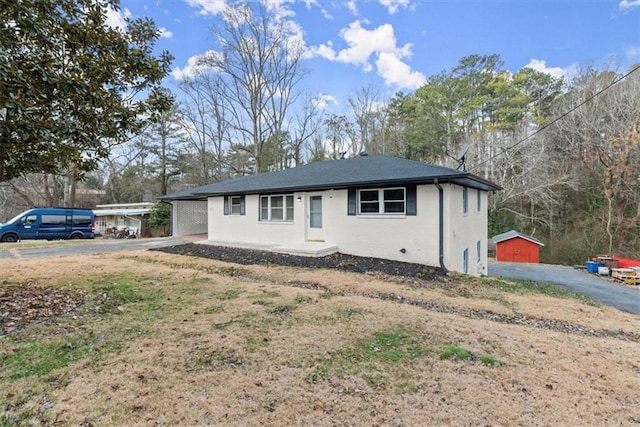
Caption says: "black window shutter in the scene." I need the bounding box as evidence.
[223,196,229,215]
[240,195,246,215]
[406,184,417,216]
[347,188,357,216]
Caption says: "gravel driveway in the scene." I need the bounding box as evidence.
[489,261,640,314]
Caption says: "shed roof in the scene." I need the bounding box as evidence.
[490,230,544,246]
[162,155,501,200]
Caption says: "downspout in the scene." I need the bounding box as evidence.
[434,179,448,272]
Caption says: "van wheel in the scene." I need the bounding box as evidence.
[70,233,83,240]
[1,234,18,243]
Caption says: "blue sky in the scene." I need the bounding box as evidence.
[111,0,640,112]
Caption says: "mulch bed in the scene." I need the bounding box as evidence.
[153,243,445,281]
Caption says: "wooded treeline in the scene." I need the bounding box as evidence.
[1,3,638,264]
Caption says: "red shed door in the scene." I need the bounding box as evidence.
[498,238,539,263]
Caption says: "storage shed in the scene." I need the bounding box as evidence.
[491,230,544,263]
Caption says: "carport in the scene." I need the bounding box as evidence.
[160,189,208,236]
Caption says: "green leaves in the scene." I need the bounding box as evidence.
[0,0,173,182]
[385,54,564,162]
[147,201,171,232]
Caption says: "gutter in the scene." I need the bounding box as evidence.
[187,174,501,198]
[434,179,448,272]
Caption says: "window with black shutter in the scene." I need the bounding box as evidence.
[224,195,245,215]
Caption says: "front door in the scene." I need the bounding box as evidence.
[307,195,324,241]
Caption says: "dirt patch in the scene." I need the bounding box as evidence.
[0,285,82,336]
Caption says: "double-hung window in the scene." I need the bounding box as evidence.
[260,195,294,222]
[230,196,242,215]
[224,195,245,216]
[358,188,405,215]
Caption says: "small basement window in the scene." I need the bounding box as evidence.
[462,187,468,214]
[463,248,469,274]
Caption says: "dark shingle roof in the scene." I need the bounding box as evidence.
[157,186,206,201]
[162,155,501,200]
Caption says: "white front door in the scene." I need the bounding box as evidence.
[306,194,324,241]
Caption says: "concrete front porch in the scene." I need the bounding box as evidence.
[195,239,339,257]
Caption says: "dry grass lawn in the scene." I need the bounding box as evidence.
[1,249,639,426]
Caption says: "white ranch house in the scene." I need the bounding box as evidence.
[162,155,501,276]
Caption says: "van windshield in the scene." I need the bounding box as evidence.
[5,211,32,225]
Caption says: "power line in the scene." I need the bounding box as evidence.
[469,63,640,173]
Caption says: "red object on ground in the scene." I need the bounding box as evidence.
[492,231,544,264]
[496,237,540,263]
[611,257,640,268]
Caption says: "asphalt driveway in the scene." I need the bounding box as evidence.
[0,235,205,260]
[489,261,640,314]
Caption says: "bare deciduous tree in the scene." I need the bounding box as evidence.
[202,2,307,172]
[176,71,230,184]
[288,94,325,166]
[347,85,384,156]
[550,66,640,254]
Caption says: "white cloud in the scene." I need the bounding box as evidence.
[625,45,640,59]
[314,94,338,110]
[379,0,411,14]
[307,41,336,60]
[171,50,223,80]
[524,59,577,80]
[260,2,310,62]
[310,21,424,89]
[158,27,173,39]
[336,22,396,67]
[619,0,640,10]
[346,0,358,16]
[321,8,333,19]
[185,0,228,15]
[105,5,172,39]
[376,52,425,88]
[104,6,130,30]
[264,0,296,19]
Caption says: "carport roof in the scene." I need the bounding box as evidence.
[93,208,152,217]
[161,155,501,200]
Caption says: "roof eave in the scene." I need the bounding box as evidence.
[189,174,500,197]
[493,236,544,246]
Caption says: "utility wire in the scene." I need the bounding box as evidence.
[469,63,640,173]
